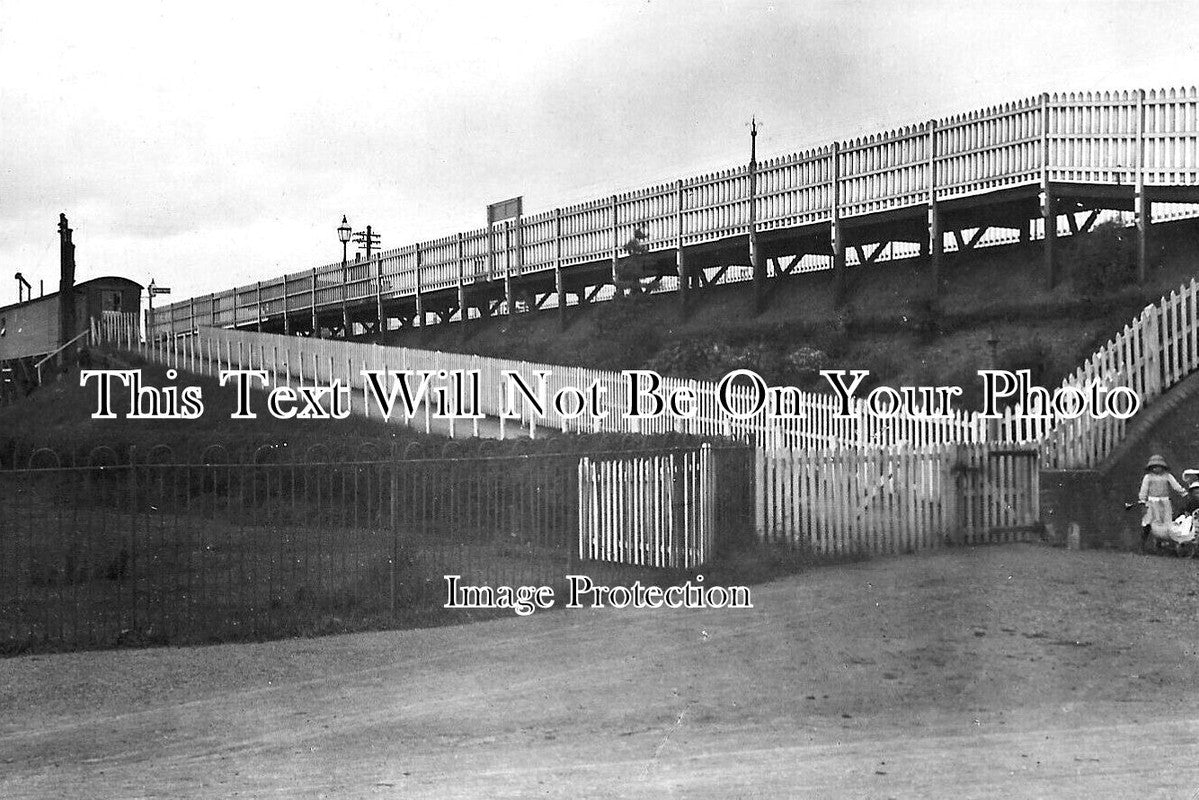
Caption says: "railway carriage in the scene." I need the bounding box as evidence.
[0,276,142,395]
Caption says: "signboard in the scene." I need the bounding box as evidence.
[487,196,522,225]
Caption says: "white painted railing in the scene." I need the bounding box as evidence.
[153,87,1199,337]
[99,319,992,450]
[100,274,1199,471]
[1033,278,1199,468]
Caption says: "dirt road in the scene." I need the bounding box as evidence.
[3,544,1199,798]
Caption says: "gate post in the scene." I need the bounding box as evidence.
[943,443,964,545]
[754,445,766,540]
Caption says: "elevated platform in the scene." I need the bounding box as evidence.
[150,87,1199,338]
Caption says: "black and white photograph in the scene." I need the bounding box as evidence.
[3,1,1199,796]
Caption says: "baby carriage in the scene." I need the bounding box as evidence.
[1125,501,1198,556]
[1127,467,1199,557]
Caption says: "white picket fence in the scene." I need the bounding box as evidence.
[94,319,991,450]
[577,446,715,569]
[86,274,1199,565]
[757,443,1041,556]
[98,310,140,350]
[92,274,1199,472]
[1000,278,1199,469]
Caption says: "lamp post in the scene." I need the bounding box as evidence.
[338,215,352,336]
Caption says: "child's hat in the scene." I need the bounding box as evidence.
[1146,454,1169,470]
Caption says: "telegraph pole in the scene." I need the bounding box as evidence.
[749,117,766,313]
[353,225,381,261]
[349,224,381,337]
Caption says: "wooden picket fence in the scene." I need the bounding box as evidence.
[577,446,715,569]
[756,443,1041,556]
[88,277,1199,559]
[1005,278,1199,469]
[93,315,987,449]
[96,311,140,350]
[93,276,1199,470]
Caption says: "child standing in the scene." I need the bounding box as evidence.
[1140,454,1186,541]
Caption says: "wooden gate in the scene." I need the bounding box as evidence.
[756,443,1042,555]
[577,446,715,569]
[953,446,1041,543]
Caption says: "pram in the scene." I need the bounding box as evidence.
[1127,467,1199,557]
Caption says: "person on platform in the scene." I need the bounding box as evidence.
[614,226,650,296]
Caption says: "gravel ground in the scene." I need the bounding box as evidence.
[3,543,1199,798]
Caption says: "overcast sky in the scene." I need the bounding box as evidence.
[2,0,1197,304]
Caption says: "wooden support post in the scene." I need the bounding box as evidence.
[831,141,846,302]
[831,222,845,301]
[457,233,467,324]
[415,245,424,328]
[1135,89,1150,283]
[554,209,566,330]
[1136,184,1152,282]
[311,267,319,338]
[503,221,514,314]
[676,180,688,319]
[928,202,943,295]
[255,281,263,332]
[1041,183,1057,290]
[1040,92,1057,290]
[927,118,941,295]
[677,247,689,319]
[749,119,765,313]
[282,274,290,335]
[610,194,620,300]
[1018,222,1030,244]
[375,252,384,333]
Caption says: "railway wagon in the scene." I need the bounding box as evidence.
[0,276,142,393]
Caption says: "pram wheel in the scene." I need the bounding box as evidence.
[1179,541,1197,559]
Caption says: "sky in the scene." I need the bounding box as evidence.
[2,0,1198,305]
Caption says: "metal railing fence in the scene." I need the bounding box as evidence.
[0,445,754,653]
